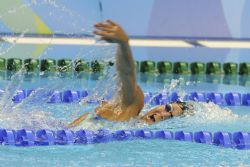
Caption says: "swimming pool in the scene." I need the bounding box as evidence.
[0,72,250,167]
[1,1,250,166]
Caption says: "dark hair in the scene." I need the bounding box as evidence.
[165,104,172,112]
[176,101,189,111]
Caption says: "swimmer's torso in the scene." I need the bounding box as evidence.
[95,86,144,121]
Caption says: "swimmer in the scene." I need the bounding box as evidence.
[68,20,187,127]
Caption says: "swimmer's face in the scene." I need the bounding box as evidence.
[141,103,184,124]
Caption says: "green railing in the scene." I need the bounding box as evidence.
[0,58,250,75]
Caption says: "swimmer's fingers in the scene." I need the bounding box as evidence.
[94,30,111,36]
[94,25,114,33]
[94,31,115,39]
[95,22,113,29]
[95,20,118,30]
[98,33,125,43]
[94,20,128,43]
[95,20,117,26]
[94,31,115,42]
[106,19,117,26]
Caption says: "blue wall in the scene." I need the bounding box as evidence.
[101,0,250,63]
[101,0,250,38]
[1,0,250,62]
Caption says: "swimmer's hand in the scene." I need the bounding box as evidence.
[94,20,129,44]
[67,113,89,128]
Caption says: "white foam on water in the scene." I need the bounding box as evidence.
[0,109,64,130]
[188,102,238,123]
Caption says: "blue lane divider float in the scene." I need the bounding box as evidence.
[1,89,250,106]
[55,130,75,145]
[113,130,134,141]
[0,129,15,145]
[134,130,154,139]
[154,130,173,139]
[170,92,179,102]
[62,90,81,103]
[36,129,55,145]
[194,131,213,144]
[233,132,250,149]
[225,93,241,106]
[75,130,95,144]
[242,93,250,106]
[48,91,62,103]
[189,92,206,102]
[175,131,193,142]
[146,91,250,106]
[206,92,224,105]
[213,132,233,148]
[15,129,35,146]
[12,90,26,103]
[0,129,250,149]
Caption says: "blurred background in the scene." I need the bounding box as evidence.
[0,0,250,63]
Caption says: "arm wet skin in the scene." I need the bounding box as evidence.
[68,20,185,127]
[68,20,144,127]
[94,20,144,121]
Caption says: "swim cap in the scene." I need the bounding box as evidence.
[176,101,189,111]
[165,104,173,112]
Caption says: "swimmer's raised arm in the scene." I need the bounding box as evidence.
[68,20,144,128]
[94,20,140,105]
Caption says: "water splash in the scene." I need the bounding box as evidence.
[142,78,186,113]
[190,102,238,123]
[0,45,116,130]
[0,110,64,130]
[0,0,109,130]
[151,101,239,131]
[0,69,26,112]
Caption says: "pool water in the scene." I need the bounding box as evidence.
[0,73,250,167]
[1,139,250,167]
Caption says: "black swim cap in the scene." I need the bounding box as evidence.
[165,104,173,112]
[176,101,189,111]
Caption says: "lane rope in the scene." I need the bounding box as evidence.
[4,89,250,106]
[0,129,249,149]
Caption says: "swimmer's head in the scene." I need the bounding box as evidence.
[141,102,186,124]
